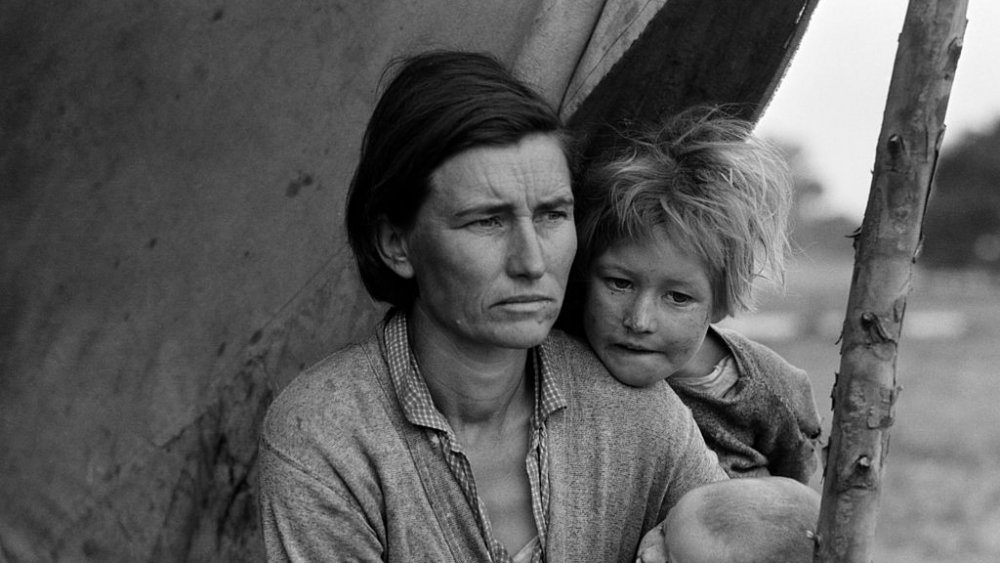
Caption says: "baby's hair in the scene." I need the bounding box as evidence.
[574,105,792,318]
[667,477,820,563]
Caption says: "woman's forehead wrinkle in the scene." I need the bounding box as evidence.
[428,135,571,218]
[437,166,536,212]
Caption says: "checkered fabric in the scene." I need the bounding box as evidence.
[384,312,566,563]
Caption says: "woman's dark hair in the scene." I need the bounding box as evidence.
[346,50,568,308]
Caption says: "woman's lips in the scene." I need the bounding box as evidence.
[498,294,552,304]
[494,295,555,313]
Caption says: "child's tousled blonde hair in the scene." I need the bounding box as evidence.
[574,105,793,319]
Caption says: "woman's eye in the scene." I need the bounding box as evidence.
[539,210,569,223]
[469,216,502,228]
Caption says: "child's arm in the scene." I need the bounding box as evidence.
[720,329,824,483]
[775,423,821,483]
[767,366,824,483]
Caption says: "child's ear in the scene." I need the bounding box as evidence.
[376,219,415,279]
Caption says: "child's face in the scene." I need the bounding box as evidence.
[583,228,717,387]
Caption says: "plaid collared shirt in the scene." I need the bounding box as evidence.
[384,312,566,563]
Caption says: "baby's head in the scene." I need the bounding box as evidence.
[656,477,820,563]
[570,106,792,386]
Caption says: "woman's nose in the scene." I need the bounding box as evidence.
[507,220,545,279]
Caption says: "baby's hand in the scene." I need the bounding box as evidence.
[635,521,668,563]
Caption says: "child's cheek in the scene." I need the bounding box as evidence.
[582,292,617,349]
[582,299,607,341]
[672,314,712,360]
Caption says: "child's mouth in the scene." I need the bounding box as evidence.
[615,342,657,354]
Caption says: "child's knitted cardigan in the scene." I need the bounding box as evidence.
[668,326,823,484]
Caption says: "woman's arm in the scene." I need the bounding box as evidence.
[258,439,383,562]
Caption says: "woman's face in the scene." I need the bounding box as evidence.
[583,228,717,387]
[390,133,577,354]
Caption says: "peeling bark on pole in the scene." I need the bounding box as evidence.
[814,0,968,561]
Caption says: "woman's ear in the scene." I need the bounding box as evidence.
[376,219,415,279]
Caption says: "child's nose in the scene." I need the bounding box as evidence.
[623,295,656,333]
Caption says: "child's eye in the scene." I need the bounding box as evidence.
[604,277,633,291]
[664,291,692,305]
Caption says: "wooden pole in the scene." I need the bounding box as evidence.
[815,0,968,561]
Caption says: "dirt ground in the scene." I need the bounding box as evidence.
[721,252,1000,563]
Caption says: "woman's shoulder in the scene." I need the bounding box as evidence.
[262,335,389,447]
[544,330,624,395]
[543,329,603,373]
[544,330,692,425]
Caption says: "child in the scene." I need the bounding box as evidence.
[636,477,821,563]
[564,106,823,483]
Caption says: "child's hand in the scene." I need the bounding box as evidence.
[635,521,668,563]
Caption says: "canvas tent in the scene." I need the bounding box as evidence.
[0,1,817,560]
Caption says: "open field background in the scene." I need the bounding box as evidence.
[720,249,1000,562]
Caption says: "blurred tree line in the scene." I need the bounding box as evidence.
[922,117,1000,271]
[770,117,1000,269]
[773,141,860,257]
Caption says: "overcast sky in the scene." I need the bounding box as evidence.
[756,0,1000,221]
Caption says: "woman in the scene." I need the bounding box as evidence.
[257,50,724,563]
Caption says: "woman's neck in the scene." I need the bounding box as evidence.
[408,311,533,429]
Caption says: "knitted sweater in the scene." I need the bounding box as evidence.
[668,327,823,483]
[258,321,725,563]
